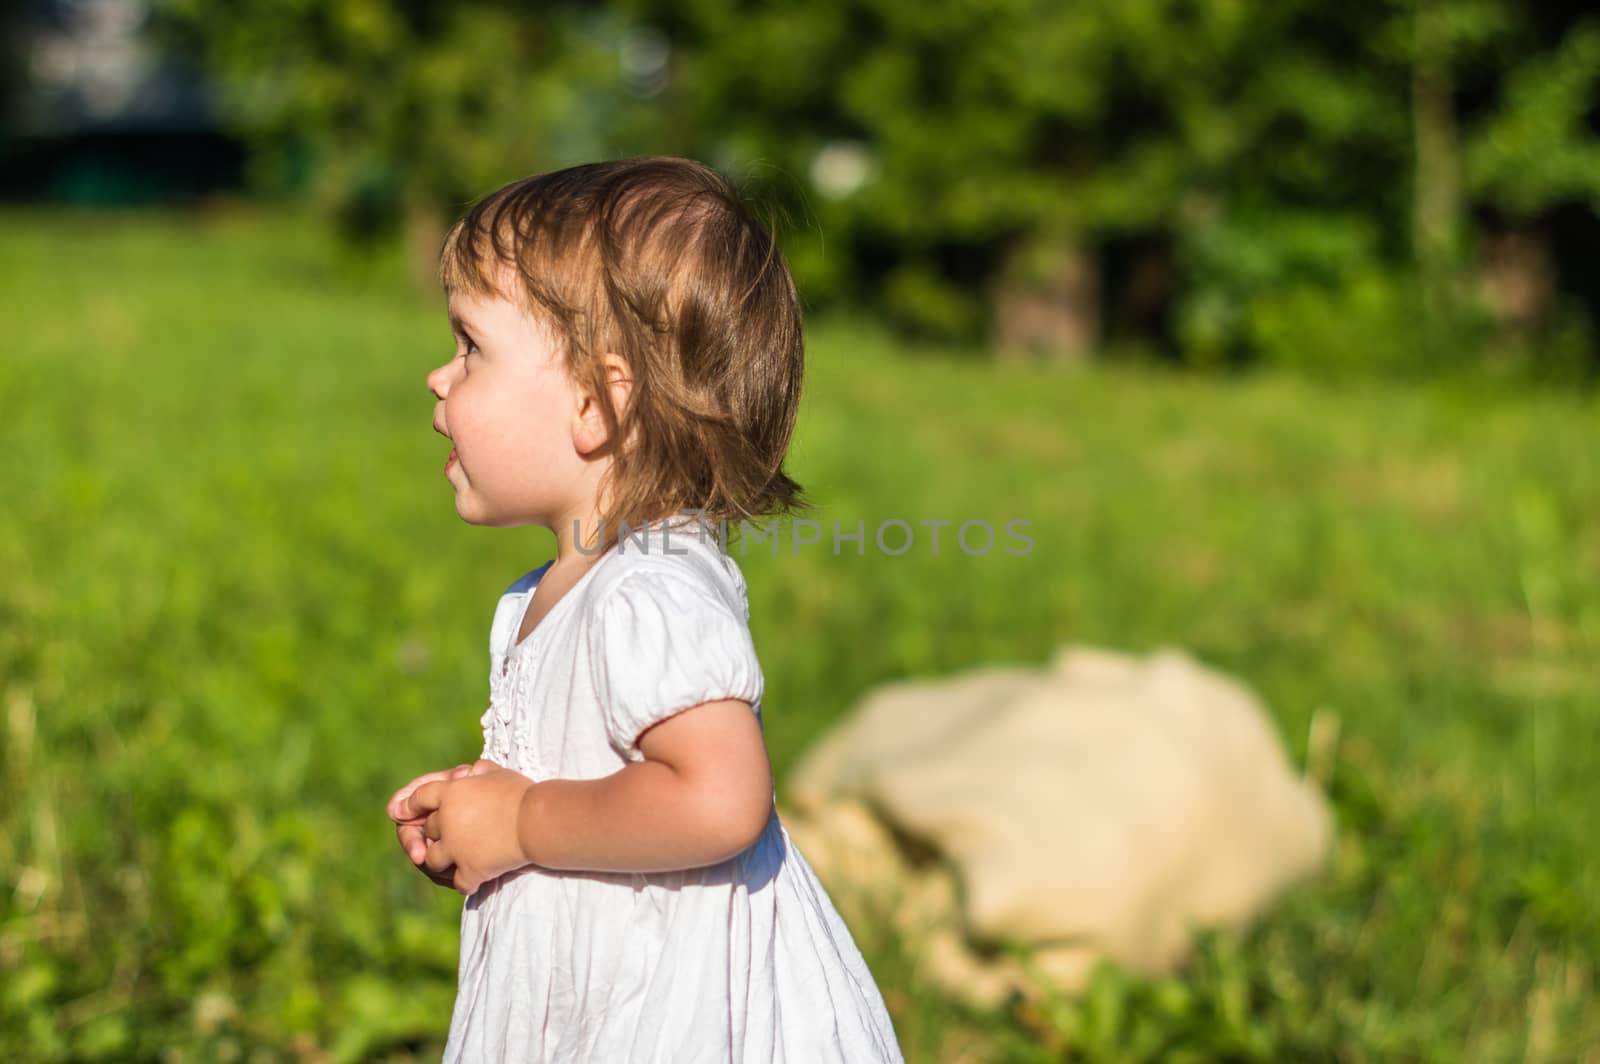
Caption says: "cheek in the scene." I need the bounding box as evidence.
[448,386,497,439]
[524,391,571,445]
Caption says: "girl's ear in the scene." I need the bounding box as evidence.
[573,352,633,456]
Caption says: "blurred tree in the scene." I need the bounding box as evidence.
[1464,16,1600,376]
[152,0,1598,371]
[633,0,1413,357]
[0,3,30,149]
[638,0,1597,370]
[1410,0,1463,320]
[1469,22,1600,218]
[153,0,652,288]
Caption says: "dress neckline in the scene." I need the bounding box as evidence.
[505,515,716,662]
[508,550,613,659]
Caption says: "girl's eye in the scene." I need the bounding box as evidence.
[465,340,480,357]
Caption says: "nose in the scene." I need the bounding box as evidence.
[428,357,460,400]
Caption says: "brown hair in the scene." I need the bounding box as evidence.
[439,157,810,552]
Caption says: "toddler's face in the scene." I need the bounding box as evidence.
[426,285,588,528]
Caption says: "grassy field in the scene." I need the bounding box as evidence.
[0,207,1596,1062]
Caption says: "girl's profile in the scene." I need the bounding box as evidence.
[384,157,906,1062]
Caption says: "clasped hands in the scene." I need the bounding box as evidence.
[386,759,538,896]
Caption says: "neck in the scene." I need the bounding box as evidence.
[551,499,610,565]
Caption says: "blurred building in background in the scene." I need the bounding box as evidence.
[0,0,243,202]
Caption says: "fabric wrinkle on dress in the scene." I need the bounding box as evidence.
[444,516,906,1063]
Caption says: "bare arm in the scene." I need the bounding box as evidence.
[405,698,774,889]
[519,698,774,872]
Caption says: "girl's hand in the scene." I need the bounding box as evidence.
[388,760,498,888]
[399,766,538,896]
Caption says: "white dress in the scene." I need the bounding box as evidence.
[443,516,906,1063]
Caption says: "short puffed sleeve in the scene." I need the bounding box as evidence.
[586,567,764,761]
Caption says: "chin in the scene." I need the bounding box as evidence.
[455,500,537,530]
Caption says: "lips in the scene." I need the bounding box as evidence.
[445,449,458,474]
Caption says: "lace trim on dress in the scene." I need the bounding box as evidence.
[481,624,555,780]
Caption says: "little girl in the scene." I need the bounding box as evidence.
[385,158,906,1062]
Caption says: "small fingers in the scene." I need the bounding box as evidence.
[387,768,453,821]
[386,786,414,823]
[421,847,457,889]
[401,780,447,822]
[396,822,428,865]
[423,839,453,875]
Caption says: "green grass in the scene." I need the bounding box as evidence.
[1,207,1596,1062]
